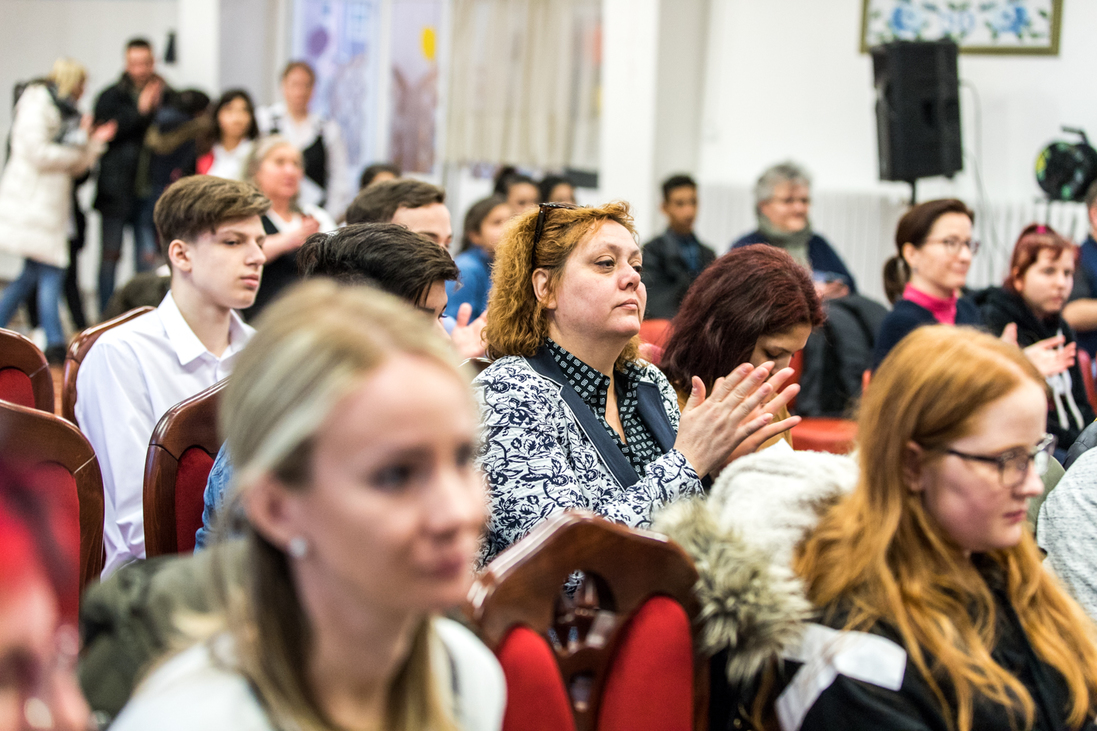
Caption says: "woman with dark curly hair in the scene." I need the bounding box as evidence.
[475,201,798,564]
[660,244,825,455]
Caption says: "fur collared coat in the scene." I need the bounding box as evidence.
[652,449,858,728]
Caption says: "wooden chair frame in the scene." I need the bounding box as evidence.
[61,307,154,424]
[0,399,104,592]
[143,378,226,556]
[467,511,707,731]
[0,326,54,412]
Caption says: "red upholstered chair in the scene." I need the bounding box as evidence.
[0,399,105,609]
[467,511,705,731]
[638,342,664,366]
[786,350,858,454]
[1078,349,1097,414]
[638,318,672,349]
[0,327,54,412]
[143,379,226,556]
[61,306,154,424]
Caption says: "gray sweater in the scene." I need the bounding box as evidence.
[1037,447,1097,621]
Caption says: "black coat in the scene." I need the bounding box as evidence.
[978,286,1094,450]
[93,74,155,218]
[759,557,1095,731]
[640,230,716,319]
[872,297,983,370]
[797,294,888,417]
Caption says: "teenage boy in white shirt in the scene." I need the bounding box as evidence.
[76,175,269,576]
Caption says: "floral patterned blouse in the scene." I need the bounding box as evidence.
[474,351,703,565]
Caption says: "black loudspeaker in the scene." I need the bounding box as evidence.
[872,40,962,182]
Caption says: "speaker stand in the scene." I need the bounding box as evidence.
[907,179,918,206]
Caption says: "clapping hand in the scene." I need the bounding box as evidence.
[1024,333,1075,377]
[450,302,487,359]
[674,362,800,478]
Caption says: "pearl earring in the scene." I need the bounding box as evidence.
[287,536,309,559]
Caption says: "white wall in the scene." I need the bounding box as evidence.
[653,0,708,185]
[599,0,661,236]
[698,0,1097,204]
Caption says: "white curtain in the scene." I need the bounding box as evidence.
[445,0,601,169]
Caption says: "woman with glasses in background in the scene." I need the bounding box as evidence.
[475,201,798,565]
[756,326,1097,731]
[874,198,982,368]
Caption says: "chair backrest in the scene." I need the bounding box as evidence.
[143,378,226,556]
[0,327,55,412]
[638,318,672,349]
[0,399,105,606]
[62,307,154,424]
[467,511,705,731]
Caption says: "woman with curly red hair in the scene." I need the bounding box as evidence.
[475,201,798,564]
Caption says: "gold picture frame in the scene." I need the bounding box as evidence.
[860,0,1062,55]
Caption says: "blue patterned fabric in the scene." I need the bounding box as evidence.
[474,354,703,565]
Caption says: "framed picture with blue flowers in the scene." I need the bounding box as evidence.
[860,0,1062,55]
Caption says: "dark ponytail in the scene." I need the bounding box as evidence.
[883,256,909,304]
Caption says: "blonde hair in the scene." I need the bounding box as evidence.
[216,280,465,731]
[48,58,86,100]
[484,200,640,367]
[245,135,304,210]
[796,326,1097,731]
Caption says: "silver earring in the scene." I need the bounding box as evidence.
[287,536,309,559]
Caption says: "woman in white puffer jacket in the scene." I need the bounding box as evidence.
[0,58,115,361]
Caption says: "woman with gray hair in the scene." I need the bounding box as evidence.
[243,134,336,318]
[731,161,856,299]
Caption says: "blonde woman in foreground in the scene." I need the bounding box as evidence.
[112,281,504,731]
[762,326,1097,731]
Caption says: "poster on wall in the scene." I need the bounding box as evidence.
[292,0,381,171]
[860,0,1062,55]
[388,0,443,174]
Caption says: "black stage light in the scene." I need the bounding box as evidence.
[1036,127,1097,202]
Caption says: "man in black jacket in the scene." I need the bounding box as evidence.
[641,174,716,319]
[93,37,165,314]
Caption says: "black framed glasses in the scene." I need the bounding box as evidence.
[943,433,1056,489]
[531,202,579,269]
[925,237,981,255]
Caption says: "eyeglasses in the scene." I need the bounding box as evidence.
[2,624,85,730]
[925,237,980,255]
[532,202,579,270]
[942,433,1056,489]
[770,196,811,206]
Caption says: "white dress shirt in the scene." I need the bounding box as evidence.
[75,293,254,576]
[255,102,351,217]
